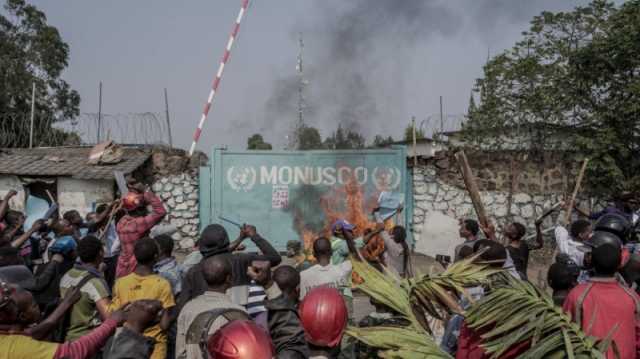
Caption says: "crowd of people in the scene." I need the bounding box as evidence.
[0,178,638,359]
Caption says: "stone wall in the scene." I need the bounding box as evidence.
[412,162,604,262]
[151,173,200,250]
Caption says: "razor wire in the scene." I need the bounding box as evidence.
[0,112,170,147]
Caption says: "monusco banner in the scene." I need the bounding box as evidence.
[199,147,410,251]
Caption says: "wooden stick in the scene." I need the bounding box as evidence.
[454,151,488,228]
[535,201,563,224]
[564,159,589,224]
[45,190,55,204]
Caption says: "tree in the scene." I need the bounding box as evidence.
[297,125,324,150]
[403,123,425,142]
[324,124,366,149]
[247,134,272,150]
[371,135,395,148]
[0,0,80,147]
[466,0,640,194]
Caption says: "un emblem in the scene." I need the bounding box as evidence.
[227,166,257,192]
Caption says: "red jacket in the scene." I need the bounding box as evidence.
[563,277,640,359]
[115,191,166,278]
[456,322,528,359]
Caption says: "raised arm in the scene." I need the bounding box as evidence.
[136,191,167,233]
[28,286,81,340]
[531,220,544,250]
[245,225,281,266]
[339,225,360,260]
[11,219,43,249]
[53,313,124,359]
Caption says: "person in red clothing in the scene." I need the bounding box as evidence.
[0,280,127,359]
[116,182,167,278]
[563,231,640,359]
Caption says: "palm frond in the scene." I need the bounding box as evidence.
[345,326,453,359]
[465,274,614,359]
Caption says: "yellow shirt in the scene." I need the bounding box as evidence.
[110,273,175,344]
[0,334,59,359]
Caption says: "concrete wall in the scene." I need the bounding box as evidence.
[0,175,26,211]
[411,162,604,260]
[151,173,199,250]
[57,178,114,218]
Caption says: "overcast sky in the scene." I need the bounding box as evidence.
[29,0,617,152]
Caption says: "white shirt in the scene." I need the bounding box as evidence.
[299,262,352,300]
[381,231,404,277]
[555,226,585,267]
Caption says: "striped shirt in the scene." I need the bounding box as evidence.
[245,282,267,318]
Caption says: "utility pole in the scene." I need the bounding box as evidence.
[164,88,173,147]
[439,95,444,138]
[97,82,103,143]
[29,83,35,148]
[412,116,417,167]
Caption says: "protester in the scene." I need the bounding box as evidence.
[299,286,348,359]
[110,237,174,359]
[547,260,579,306]
[563,231,639,359]
[103,300,164,359]
[176,256,247,359]
[87,203,121,289]
[206,320,275,359]
[0,280,127,359]
[59,235,111,341]
[382,225,410,277]
[178,224,280,310]
[489,222,542,279]
[154,234,181,297]
[454,219,480,261]
[299,236,357,300]
[355,298,410,358]
[286,240,312,272]
[555,219,592,268]
[33,231,77,315]
[115,187,166,278]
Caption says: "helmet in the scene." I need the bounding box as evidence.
[121,192,143,211]
[207,320,274,359]
[299,286,347,348]
[594,213,631,243]
[581,230,622,252]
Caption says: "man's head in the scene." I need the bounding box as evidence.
[77,235,104,265]
[332,219,355,239]
[473,239,507,268]
[52,219,75,237]
[391,226,407,244]
[199,224,230,257]
[312,237,332,260]
[592,243,621,276]
[63,210,83,227]
[154,234,174,259]
[570,220,592,241]
[126,299,163,332]
[286,240,302,258]
[134,237,159,267]
[459,219,479,239]
[0,247,22,267]
[13,288,40,324]
[85,212,97,223]
[202,256,232,291]
[0,282,17,324]
[273,265,300,301]
[547,261,579,291]
[505,222,526,241]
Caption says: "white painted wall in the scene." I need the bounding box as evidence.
[58,178,114,218]
[0,175,26,211]
[414,211,461,258]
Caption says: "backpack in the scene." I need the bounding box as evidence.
[181,308,249,359]
[52,272,99,343]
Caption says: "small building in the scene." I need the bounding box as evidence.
[0,146,151,217]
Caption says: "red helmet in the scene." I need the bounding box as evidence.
[207,320,274,359]
[121,192,143,211]
[299,286,348,348]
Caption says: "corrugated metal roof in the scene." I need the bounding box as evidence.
[0,147,150,180]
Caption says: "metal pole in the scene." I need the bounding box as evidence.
[97,82,102,143]
[164,88,173,147]
[412,116,417,167]
[29,83,35,148]
[439,95,444,137]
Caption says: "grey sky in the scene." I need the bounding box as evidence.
[30,0,610,151]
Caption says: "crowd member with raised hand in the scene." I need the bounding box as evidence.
[110,237,174,359]
[178,224,281,310]
[454,219,480,262]
[86,203,121,289]
[563,231,640,359]
[59,235,112,342]
[176,256,247,359]
[0,280,128,359]
[115,181,166,279]
[0,190,17,228]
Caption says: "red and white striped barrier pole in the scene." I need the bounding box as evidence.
[189,0,250,156]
